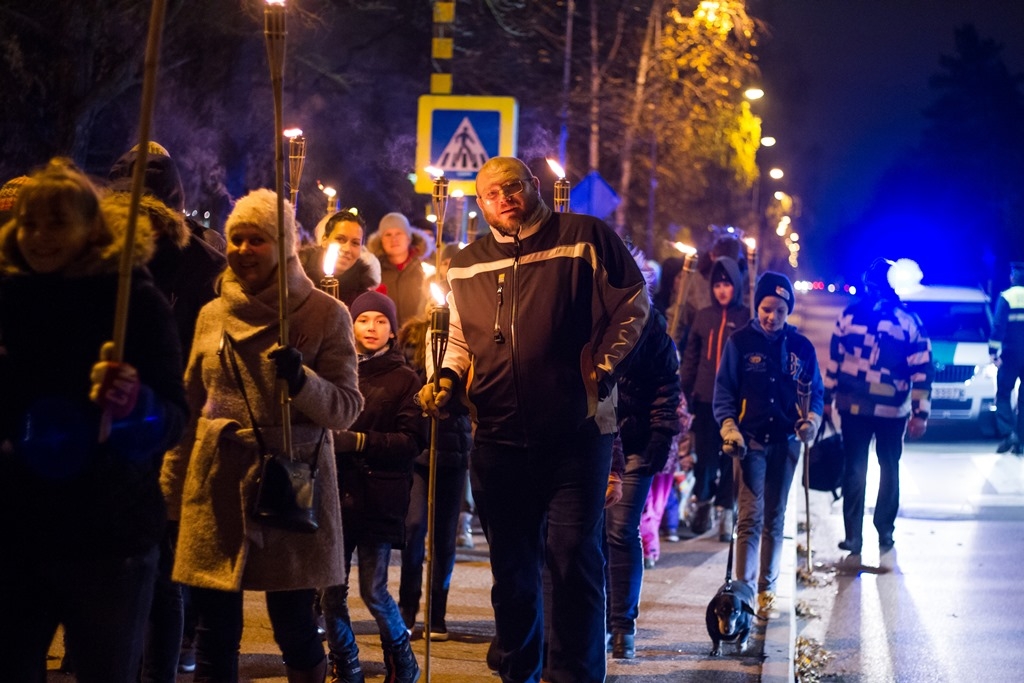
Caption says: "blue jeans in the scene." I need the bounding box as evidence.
[840,412,907,547]
[190,586,323,680]
[399,461,466,629]
[604,453,654,636]
[1,545,158,683]
[472,434,611,683]
[735,439,799,595]
[322,540,408,658]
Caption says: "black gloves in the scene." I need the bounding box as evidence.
[268,346,306,396]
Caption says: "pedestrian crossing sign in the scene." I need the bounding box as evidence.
[415,95,518,195]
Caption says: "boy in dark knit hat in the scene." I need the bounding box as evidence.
[320,290,427,683]
[713,271,823,616]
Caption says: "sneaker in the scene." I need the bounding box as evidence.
[428,622,449,641]
[996,434,1020,454]
[757,591,776,617]
[457,512,475,548]
[664,531,680,543]
[690,501,713,535]
[838,538,862,554]
[177,646,196,674]
[643,557,656,570]
[717,507,734,543]
[400,605,416,633]
[486,637,500,671]
[879,535,895,553]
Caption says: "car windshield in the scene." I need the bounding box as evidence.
[902,301,991,342]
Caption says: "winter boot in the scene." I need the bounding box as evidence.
[717,506,734,543]
[689,500,713,535]
[383,634,420,683]
[286,655,328,683]
[328,624,364,683]
[328,651,364,683]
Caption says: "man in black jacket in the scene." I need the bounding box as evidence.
[418,156,648,683]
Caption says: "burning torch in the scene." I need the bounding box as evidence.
[318,182,338,217]
[318,242,340,299]
[264,0,292,457]
[667,242,699,344]
[427,166,449,242]
[286,128,306,215]
[547,158,570,213]
[424,280,450,672]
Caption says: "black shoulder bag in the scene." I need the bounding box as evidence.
[223,333,325,533]
[807,414,844,501]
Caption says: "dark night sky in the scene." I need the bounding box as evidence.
[754,0,1024,278]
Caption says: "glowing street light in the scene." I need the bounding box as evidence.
[744,87,764,100]
[769,167,784,180]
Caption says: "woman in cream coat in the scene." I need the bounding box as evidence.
[162,189,363,683]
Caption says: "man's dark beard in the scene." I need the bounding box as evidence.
[496,222,521,237]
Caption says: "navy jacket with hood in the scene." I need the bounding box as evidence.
[680,256,749,405]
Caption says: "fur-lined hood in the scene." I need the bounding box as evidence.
[0,192,172,277]
[365,225,435,265]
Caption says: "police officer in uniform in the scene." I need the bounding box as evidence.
[990,261,1024,455]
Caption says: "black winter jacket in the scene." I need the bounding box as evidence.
[337,347,428,547]
[0,268,187,557]
[615,308,682,475]
[441,211,649,447]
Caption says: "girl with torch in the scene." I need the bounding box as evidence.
[0,158,189,682]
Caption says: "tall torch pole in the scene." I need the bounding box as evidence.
[265,0,292,458]
[745,237,758,319]
[667,243,698,345]
[424,166,449,681]
[547,158,570,213]
[286,128,306,216]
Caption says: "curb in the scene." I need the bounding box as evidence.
[761,474,799,682]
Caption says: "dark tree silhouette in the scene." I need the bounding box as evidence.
[841,24,1024,289]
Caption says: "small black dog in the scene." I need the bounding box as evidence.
[706,580,755,656]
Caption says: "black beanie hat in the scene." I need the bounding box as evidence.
[754,271,795,313]
[349,291,399,336]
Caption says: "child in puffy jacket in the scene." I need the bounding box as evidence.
[320,291,428,683]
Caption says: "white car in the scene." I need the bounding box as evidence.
[898,284,999,435]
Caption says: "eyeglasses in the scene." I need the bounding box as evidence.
[479,179,526,205]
